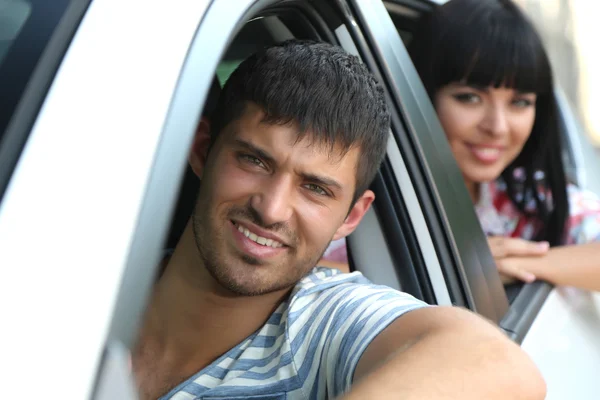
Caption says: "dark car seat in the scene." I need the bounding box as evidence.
[166,79,221,249]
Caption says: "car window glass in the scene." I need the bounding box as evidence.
[216,16,284,85]
[0,0,71,155]
[0,0,31,66]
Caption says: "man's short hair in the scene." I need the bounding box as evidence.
[211,40,390,202]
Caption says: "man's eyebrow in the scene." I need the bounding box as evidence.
[233,139,275,164]
[302,173,343,191]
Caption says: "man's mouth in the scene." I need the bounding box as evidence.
[232,221,285,248]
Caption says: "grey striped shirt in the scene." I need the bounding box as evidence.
[160,267,427,400]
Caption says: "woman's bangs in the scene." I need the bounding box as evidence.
[436,18,552,94]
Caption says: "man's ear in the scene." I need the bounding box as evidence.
[331,190,375,241]
[189,117,212,179]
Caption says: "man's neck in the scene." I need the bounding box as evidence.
[135,223,290,371]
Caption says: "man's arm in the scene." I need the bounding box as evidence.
[342,306,546,399]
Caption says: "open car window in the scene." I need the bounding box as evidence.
[104,5,450,391]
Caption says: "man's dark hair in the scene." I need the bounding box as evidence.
[211,40,390,203]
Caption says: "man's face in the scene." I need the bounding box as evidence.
[190,103,372,296]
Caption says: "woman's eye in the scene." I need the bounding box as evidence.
[512,98,535,108]
[239,154,265,168]
[453,93,481,104]
[305,183,328,196]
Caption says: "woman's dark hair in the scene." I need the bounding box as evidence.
[409,0,569,246]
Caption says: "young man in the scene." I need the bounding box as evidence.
[133,40,546,399]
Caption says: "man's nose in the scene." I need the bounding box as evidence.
[482,105,510,137]
[250,175,294,227]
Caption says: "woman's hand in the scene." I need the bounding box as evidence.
[487,237,549,283]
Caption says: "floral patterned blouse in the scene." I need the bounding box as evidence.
[476,180,600,244]
[322,180,600,264]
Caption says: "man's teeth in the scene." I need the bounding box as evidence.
[237,224,283,248]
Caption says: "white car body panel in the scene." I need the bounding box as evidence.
[0,0,209,398]
[522,288,600,399]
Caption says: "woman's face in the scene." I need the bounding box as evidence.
[435,83,537,195]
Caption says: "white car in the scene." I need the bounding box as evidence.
[1,0,598,398]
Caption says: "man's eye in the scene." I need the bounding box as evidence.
[453,93,481,104]
[239,154,265,168]
[305,183,328,196]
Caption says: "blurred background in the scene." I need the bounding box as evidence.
[515,0,600,192]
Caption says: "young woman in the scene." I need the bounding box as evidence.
[322,0,600,291]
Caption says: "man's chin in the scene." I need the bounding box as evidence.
[206,261,293,297]
[216,277,293,297]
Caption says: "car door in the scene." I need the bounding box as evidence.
[376,0,600,398]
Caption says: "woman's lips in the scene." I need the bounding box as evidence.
[467,144,503,164]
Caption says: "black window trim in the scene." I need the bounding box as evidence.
[385,0,436,13]
[373,160,437,303]
[500,281,553,344]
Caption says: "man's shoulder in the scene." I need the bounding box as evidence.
[286,267,426,320]
[280,267,428,395]
[294,266,370,290]
[290,267,387,299]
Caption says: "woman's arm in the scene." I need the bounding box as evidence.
[487,237,600,291]
[524,242,600,291]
